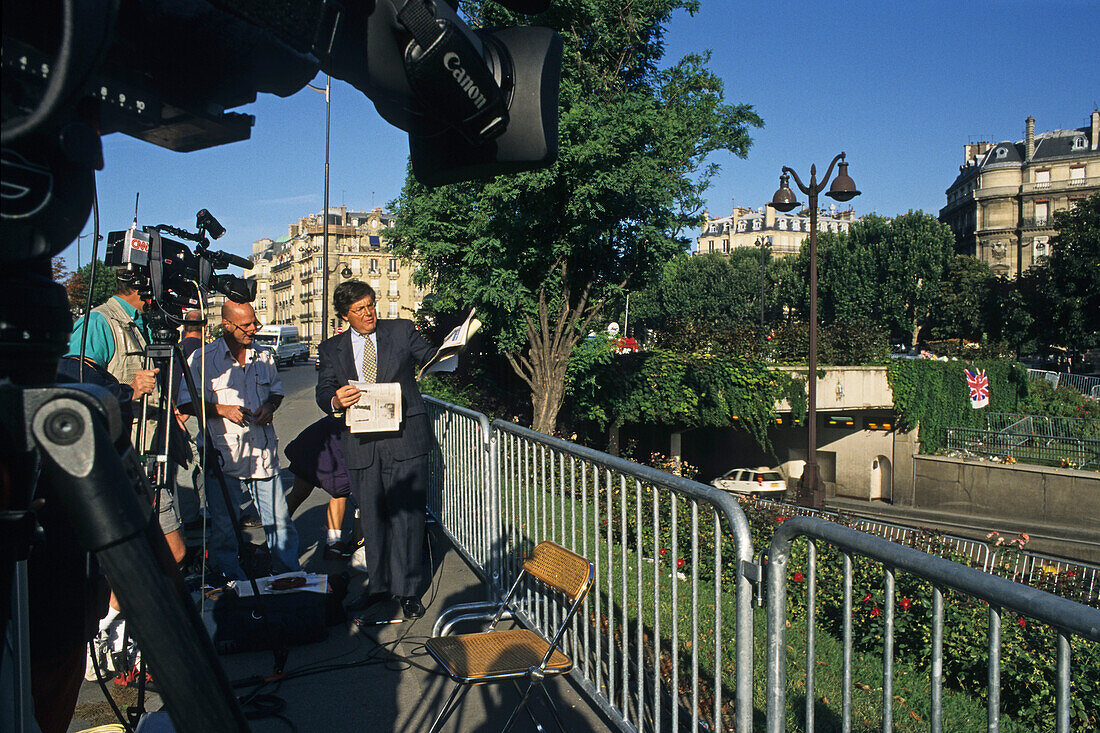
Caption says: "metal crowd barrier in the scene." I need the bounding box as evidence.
[424,398,1098,731]
[1027,368,1100,399]
[765,516,1100,733]
[425,398,756,732]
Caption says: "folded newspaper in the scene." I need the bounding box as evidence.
[418,308,482,380]
[346,381,402,433]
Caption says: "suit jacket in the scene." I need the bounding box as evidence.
[315,319,437,469]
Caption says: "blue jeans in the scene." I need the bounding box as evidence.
[207,473,300,580]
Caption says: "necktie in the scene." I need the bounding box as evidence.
[362,335,377,383]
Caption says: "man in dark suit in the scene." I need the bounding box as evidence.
[315,280,436,619]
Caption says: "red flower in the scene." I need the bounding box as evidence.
[677,558,685,570]
[1018,616,1027,628]
[775,516,787,524]
[793,572,804,583]
[862,593,872,605]
[1066,571,1077,578]
[900,598,912,611]
[660,548,668,556]
[870,606,881,617]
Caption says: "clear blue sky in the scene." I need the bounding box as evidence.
[57,0,1099,275]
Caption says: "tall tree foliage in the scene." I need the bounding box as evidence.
[1043,192,1100,357]
[65,260,117,313]
[631,249,774,338]
[388,0,762,433]
[925,255,994,343]
[781,212,954,348]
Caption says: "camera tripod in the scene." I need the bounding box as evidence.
[0,268,249,732]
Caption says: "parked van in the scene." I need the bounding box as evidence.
[254,325,309,367]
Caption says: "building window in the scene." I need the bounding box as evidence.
[1070,165,1086,183]
[388,280,398,297]
[752,219,761,230]
[1033,236,1049,255]
[369,258,379,273]
[370,278,380,291]
[778,219,787,230]
[1072,136,1086,150]
[737,220,746,232]
[388,303,399,318]
[351,259,361,274]
[1035,201,1049,225]
[722,240,730,254]
[389,258,399,273]
[995,147,1008,159]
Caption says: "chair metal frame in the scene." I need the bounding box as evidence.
[425,541,595,733]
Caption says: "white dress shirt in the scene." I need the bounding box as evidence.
[179,338,283,479]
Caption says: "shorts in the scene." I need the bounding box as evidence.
[156,486,182,535]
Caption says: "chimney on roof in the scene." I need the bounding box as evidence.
[964,142,991,165]
[1025,116,1035,160]
[1092,109,1099,151]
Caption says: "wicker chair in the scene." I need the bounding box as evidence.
[424,541,595,732]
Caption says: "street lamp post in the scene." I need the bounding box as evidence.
[307,76,332,342]
[769,153,860,509]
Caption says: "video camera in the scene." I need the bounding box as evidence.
[105,209,256,315]
[2,0,562,264]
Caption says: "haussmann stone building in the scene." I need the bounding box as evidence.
[248,206,427,350]
[939,109,1100,277]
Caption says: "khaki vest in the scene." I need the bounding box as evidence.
[94,297,161,451]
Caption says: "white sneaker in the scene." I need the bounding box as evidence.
[84,630,112,681]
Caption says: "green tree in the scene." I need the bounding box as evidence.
[807,229,877,326]
[389,0,762,433]
[1043,192,1100,357]
[632,249,772,341]
[869,211,955,347]
[925,255,994,342]
[985,273,1039,357]
[66,260,117,313]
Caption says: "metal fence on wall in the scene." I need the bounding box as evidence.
[740,495,1100,606]
[1027,368,1100,399]
[424,398,1099,731]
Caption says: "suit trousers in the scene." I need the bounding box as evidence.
[348,445,428,598]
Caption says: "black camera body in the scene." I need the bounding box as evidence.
[105,218,256,316]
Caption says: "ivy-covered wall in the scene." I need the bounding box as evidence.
[886,359,1029,454]
[567,346,807,451]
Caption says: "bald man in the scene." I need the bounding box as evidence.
[178,301,300,580]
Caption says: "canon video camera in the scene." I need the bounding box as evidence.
[105,209,255,315]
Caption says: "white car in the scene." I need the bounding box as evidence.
[711,467,787,499]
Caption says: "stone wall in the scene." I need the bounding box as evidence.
[906,454,1099,534]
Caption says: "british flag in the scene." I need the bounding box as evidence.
[964,368,989,409]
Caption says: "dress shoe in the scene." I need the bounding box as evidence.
[324,541,352,561]
[345,591,389,613]
[398,595,425,619]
